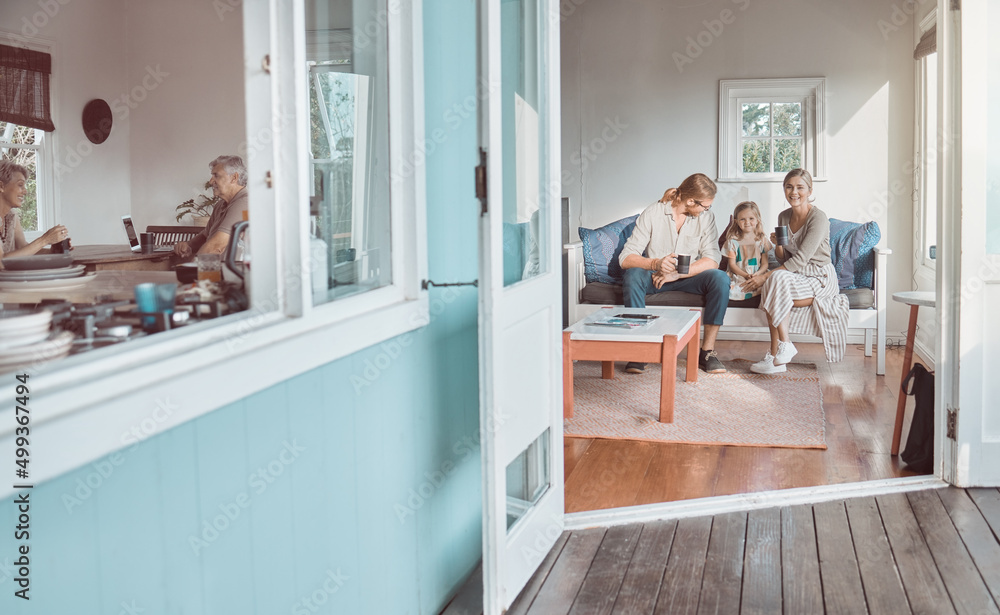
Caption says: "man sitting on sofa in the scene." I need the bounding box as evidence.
[619,173,730,374]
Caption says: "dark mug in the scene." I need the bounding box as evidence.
[675,254,691,275]
[775,225,790,246]
[140,232,156,254]
[51,238,72,253]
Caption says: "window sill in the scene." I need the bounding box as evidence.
[0,291,428,498]
[716,176,829,183]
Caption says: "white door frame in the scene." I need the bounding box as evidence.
[478,0,565,612]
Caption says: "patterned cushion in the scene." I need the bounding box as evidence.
[829,219,881,290]
[578,215,639,284]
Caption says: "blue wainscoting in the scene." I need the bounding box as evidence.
[0,2,482,613]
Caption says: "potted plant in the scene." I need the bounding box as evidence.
[176,181,222,226]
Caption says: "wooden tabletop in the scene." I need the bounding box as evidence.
[0,270,179,305]
[69,244,174,264]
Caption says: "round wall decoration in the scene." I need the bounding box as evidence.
[82,99,113,144]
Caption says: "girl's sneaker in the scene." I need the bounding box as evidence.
[773,341,797,365]
[750,352,787,374]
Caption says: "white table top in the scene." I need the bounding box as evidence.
[566,307,700,343]
[892,290,936,308]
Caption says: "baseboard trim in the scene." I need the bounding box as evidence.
[563,476,947,530]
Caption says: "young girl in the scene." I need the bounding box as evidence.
[725,201,772,301]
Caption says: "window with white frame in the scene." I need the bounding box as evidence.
[306,1,393,306]
[718,78,826,182]
[10,0,427,441]
[0,122,50,236]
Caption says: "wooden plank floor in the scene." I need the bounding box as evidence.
[507,488,1000,615]
[565,340,929,513]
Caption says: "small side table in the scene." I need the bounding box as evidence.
[890,290,936,455]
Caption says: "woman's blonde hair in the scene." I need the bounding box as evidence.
[783,168,814,201]
[662,172,717,205]
[0,160,28,187]
[725,201,766,244]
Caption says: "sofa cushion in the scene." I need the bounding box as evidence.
[829,218,881,290]
[842,287,875,309]
[580,282,872,309]
[578,215,639,284]
[580,282,762,309]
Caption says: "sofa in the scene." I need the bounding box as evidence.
[564,214,891,375]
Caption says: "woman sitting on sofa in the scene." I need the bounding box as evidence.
[743,168,850,374]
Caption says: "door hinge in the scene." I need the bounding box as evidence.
[475,147,488,215]
[947,407,958,440]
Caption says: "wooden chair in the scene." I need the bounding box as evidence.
[145,225,203,247]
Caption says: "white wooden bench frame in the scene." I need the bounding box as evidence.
[565,242,891,375]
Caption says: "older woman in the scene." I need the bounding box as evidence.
[741,168,849,373]
[0,160,70,260]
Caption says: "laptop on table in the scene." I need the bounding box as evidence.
[121,215,174,253]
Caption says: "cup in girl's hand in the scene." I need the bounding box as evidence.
[774,225,790,246]
[676,254,691,275]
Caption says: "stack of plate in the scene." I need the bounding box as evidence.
[0,255,95,291]
[0,309,53,349]
[0,310,74,374]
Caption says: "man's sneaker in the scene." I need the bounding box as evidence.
[750,352,787,374]
[625,362,646,374]
[699,349,727,374]
[773,341,798,365]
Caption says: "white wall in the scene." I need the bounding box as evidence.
[561,0,919,339]
[0,0,245,244]
[0,0,130,244]
[125,0,245,229]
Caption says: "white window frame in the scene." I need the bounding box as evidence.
[915,11,938,272]
[0,32,57,241]
[0,0,428,497]
[717,77,827,183]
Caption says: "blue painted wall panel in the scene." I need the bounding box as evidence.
[0,2,481,613]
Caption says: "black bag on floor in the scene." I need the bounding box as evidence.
[901,363,935,473]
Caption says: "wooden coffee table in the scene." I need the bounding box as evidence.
[563,307,701,423]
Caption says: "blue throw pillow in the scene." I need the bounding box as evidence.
[829,218,881,290]
[578,215,639,284]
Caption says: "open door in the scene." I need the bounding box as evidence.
[938,0,1000,485]
[478,0,564,612]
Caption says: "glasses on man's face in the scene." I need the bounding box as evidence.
[693,200,712,210]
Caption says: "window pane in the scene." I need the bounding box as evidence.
[506,428,549,531]
[306,0,392,304]
[502,0,547,286]
[741,103,770,137]
[773,138,802,173]
[773,102,802,136]
[742,139,770,173]
[0,132,38,232]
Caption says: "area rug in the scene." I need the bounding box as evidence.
[565,359,826,449]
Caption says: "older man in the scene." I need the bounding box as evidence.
[175,155,248,258]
